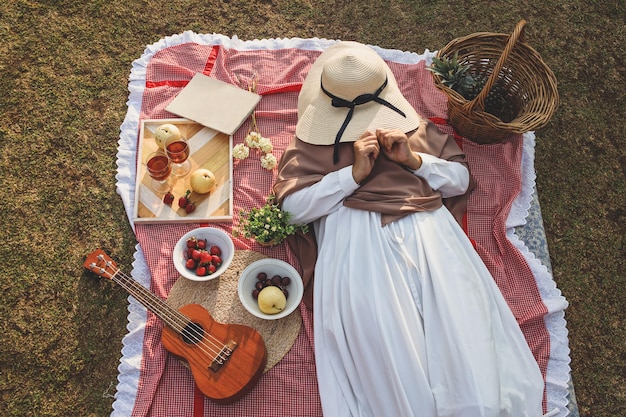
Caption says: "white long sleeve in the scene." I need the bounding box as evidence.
[414,152,469,198]
[282,166,358,225]
[282,155,469,225]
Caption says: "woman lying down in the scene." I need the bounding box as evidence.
[274,41,545,417]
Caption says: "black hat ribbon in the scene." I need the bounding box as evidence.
[321,77,406,163]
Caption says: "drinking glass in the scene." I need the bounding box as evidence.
[145,150,172,193]
[165,136,191,177]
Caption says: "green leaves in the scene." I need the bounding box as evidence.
[234,196,308,245]
[427,52,474,95]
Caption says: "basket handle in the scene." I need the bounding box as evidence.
[464,19,527,113]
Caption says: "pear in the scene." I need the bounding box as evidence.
[154,123,181,149]
[257,286,286,315]
[190,169,216,194]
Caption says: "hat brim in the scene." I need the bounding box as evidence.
[296,41,420,145]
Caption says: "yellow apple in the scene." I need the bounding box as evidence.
[257,286,287,315]
[190,169,217,194]
[154,123,181,149]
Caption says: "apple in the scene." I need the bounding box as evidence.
[257,286,286,315]
[190,169,216,194]
[154,123,181,149]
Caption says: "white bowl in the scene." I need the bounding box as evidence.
[238,258,303,320]
[173,227,235,281]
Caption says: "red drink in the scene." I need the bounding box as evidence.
[166,140,190,163]
[147,154,171,181]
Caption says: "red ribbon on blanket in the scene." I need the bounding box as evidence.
[147,44,302,96]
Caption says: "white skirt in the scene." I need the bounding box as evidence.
[313,205,544,417]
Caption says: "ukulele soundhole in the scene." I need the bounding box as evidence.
[181,322,204,345]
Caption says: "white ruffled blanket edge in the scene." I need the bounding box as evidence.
[113,31,572,417]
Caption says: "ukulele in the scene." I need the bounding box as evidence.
[84,249,267,404]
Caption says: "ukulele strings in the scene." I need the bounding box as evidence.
[97,259,231,362]
[110,267,232,362]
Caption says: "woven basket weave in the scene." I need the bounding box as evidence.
[432,20,559,144]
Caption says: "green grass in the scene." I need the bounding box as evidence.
[1,0,624,416]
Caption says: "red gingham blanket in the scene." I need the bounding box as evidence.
[116,34,570,417]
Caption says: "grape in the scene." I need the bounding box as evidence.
[250,270,293,300]
[271,275,282,286]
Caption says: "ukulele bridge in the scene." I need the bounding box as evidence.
[209,340,238,372]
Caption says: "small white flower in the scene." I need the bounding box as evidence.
[232,143,250,160]
[258,137,273,153]
[245,131,262,148]
[260,153,277,170]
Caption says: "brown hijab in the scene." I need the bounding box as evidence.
[273,118,471,309]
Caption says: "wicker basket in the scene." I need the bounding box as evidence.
[432,20,559,144]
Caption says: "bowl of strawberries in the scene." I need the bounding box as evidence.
[173,227,235,281]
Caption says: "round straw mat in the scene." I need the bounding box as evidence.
[167,250,302,373]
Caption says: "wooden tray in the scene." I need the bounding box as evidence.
[133,118,233,223]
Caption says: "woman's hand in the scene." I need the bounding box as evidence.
[352,131,380,184]
[376,128,422,170]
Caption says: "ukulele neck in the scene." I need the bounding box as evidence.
[85,250,188,333]
[114,270,181,325]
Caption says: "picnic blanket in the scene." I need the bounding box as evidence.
[115,32,573,417]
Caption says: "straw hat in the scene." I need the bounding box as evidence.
[296,41,420,146]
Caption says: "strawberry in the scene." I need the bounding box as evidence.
[185,259,196,269]
[209,245,221,256]
[186,237,197,248]
[199,251,212,265]
[196,239,206,250]
[211,255,222,265]
[191,249,202,261]
[207,264,217,274]
[185,201,196,214]
[195,266,207,276]
[163,191,174,205]
[178,190,191,208]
